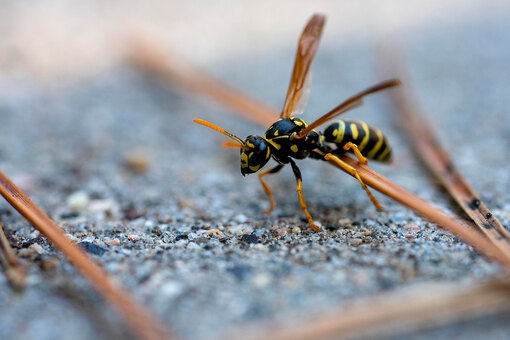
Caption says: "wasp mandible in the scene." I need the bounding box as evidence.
[194,14,400,231]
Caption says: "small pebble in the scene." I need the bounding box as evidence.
[175,234,188,241]
[160,281,184,298]
[234,214,248,223]
[41,258,58,271]
[67,191,90,212]
[60,212,80,219]
[194,237,209,244]
[205,229,225,238]
[291,227,301,234]
[350,238,363,247]
[105,238,121,246]
[128,235,139,241]
[177,198,195,210]
[361,228,372,236]
[252,273,271,288]
[124,150,150,173]
[78,241,107,256]
[88,199,120,218]
[230,224,254,236]
[274,227,289,235]
[241,234,259,244]
[18,244,45,258]
[186,242,201,250]
[28,230,40,239]
[252,244,267,252]
[124,206,145,220]
[325,223,339,231]
[338,218,352,226]
[405,224,420,231]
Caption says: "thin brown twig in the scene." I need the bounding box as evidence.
[225,277,510,340]
[378,51,510,253]
[320,151,510,265]
[0,220,25,291]
[128,40,510,269]
[129,36,277,127]
[0,170,172,340]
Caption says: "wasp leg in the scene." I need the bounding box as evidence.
[342,142,367,165]
[324,153,381,211]
[289,159,320,232]
[258,164,284,214]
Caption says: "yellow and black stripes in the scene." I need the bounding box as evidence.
[323,119,391,162]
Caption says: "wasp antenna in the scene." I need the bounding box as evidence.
[193,119,246,146]
[221,141,249,150]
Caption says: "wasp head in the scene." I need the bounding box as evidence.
[193,119,271,176]
[240,135,271,176]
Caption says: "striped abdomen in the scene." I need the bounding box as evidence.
[323,120,391,162]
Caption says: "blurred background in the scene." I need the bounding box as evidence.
[1,1,510,340]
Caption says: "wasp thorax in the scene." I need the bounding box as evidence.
[240,135,271,175]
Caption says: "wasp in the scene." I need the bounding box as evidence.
[194,14,400,231]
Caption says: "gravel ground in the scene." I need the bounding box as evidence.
[1,4,510,340]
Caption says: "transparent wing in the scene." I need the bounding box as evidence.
[295,79,401,139]
[280,14,326,119]
[292,71,312,115]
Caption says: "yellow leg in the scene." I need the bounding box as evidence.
[290,160,320,232]
[324,153,381,211]
[258,164,284,214]
[343,142,367,165]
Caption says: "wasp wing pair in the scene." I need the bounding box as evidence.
[280,14,399,133]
